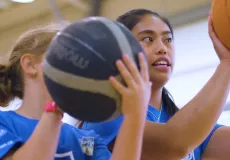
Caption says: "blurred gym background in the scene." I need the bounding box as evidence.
[0,0,229,126]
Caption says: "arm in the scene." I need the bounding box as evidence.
[111,115,146,160]
[86,115,145,160]
[142,62,230,158]
[110,53,151,160]
[202,126,230,160]
[142,16,230,159]
[3,107,62,160]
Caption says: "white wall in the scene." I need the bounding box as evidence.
[166,18,219,107]
[165,18,229,125]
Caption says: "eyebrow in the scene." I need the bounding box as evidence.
[137,30,172,36]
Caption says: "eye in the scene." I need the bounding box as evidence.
[165,38,172,43]
[141,37,153,42]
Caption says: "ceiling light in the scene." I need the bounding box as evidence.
[11,0,35,3]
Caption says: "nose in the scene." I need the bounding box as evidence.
[155,40,167,55]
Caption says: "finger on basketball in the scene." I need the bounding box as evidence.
[138,53,149,82]
[208,15,220,44]
[122,54,141,83]
[208,15,226,51]
[208,15,215,40]
[116,60,136,88]
[109,76,125,94]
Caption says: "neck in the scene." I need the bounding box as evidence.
[149,86,163,111]
[16,84,50,120]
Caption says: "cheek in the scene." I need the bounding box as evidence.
[140,42,147,53]
[169,47,176,70]
[140,43,151,62]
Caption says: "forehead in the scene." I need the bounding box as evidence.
[132,14,170,34]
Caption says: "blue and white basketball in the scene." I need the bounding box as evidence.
[43,17,144,122]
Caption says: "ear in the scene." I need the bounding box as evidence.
[20,54,40,78]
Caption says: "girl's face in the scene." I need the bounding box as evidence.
[132,14,175,87]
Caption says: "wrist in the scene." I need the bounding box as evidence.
[123,116,146,134]
[44,112,63,121]
[220,60,230,68]
[44,102,63,119]
[218,61,230,77]
[124,113,146,126]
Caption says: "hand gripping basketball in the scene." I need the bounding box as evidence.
[43,16,146,122]
[109,53,152,118]
[209,14,230,63]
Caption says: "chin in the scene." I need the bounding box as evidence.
[150,75,170,87]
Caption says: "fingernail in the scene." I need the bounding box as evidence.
[116,60,122,65]
[122,54,128,58]
[208,12,212,18]
[109,76,114,80]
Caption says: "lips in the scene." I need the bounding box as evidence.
[152,57,171,67]
[152,60,169,66]
[151,57,171,72]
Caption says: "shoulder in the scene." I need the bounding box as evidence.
[0,111,12,120]
[199,124,223,154]
[0,111,24,159]
[0,110,22,121]
[0,111,16,131]
[0,111,35,133]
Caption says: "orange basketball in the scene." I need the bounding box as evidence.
[212,0,230,48]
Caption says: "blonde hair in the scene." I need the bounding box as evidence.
[0,21,70,107]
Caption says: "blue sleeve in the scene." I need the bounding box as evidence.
[200,124,223,155]
[0,125,23,158]
[86,132,111,160]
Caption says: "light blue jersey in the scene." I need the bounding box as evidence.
[0,111,111,160]
[83,104,222,160]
